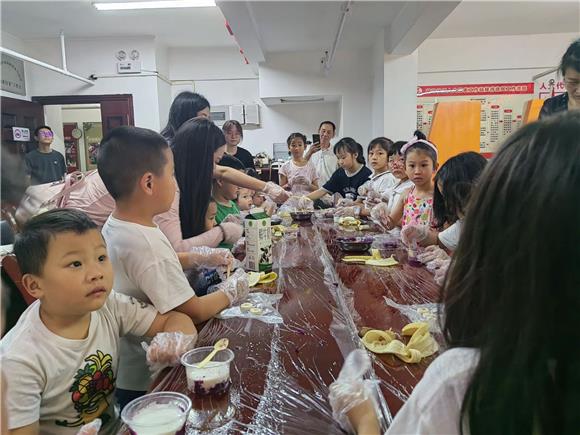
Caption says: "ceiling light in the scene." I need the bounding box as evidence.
[93,0,215,11]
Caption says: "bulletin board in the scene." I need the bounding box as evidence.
[417,83,536,156]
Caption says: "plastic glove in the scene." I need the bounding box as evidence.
[142,332,197,373]
[221,213,243,226]
[232,237,246,255]
[328,349,378,432]
[296,196,314,211]
[357,184,369,197]
[190,246,233,269]
[263,181,290,204]
[291,175,310,186]
[263,199,277,216]
[433,259,451,285]
[76,419,101,435]
[215,268,250,306]
[370,202,390,227]
[401,224,429,246]
[335,206,358,218]
[418,245,450,264]
[336,197,355,208]
[219,222,244,244]
[425,257,448,273]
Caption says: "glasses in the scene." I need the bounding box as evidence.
[564,79,580,90]
[38,131,53,138]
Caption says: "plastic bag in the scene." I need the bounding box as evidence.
[384,297,443,334]
[217,292,284,324]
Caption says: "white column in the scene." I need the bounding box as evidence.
[383,51,418,141]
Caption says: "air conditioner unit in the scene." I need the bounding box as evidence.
[244,104,260,125]
[210,105,230,127]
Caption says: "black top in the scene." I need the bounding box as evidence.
[539,93,568,119]
[24,149,66,185]
[232,147,255,170]
[323,166,372,199]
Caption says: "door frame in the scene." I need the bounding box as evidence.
[31,94,135,125]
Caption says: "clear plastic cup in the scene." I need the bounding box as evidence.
[180,347,234,397]
[121,391,191,435]
[180,347,236,429]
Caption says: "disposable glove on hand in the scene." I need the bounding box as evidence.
[215,268,250,306]
[142,332,198,373]
[263,181,290,204]
[76,419,102,435]
[190,246,234,269]
[328,349,378,432]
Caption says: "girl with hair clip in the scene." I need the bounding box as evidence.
[401,151,487,251]
[279,132,319,195]
[305,138,372,210]
[382,131,438,231]
[328,111,580,435]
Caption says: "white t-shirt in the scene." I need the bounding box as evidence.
[386,348,479,435]
[0,293,157,434]
[361,171,398,197]
[439,219,463,251]
[102,216,195,391]
[310,147,338,186]
[387,178,414,210]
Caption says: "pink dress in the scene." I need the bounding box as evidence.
[401,186,433,228]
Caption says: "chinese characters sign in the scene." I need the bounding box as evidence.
[1,54,26,96]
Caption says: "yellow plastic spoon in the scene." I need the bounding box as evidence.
[196,338,229,369]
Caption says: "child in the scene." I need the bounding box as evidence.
[98,126,249,406]
[213,155,245,225]
[385,131,438,231]
[329,110,580,435]
[237,188,255,212]
[351,137,397,218]
[306,138,372,208]
[402,152,487,250]
[1,209,196,434]
[25,125,66,185]
[279,133,319,195]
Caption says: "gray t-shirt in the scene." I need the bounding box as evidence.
[24,149,66,185]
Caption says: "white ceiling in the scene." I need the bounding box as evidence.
[248,1,405,53]
[1,1,578,51]
[431,1,580,39]
[0,0,234,47]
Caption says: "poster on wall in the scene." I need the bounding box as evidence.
[82,122,103,170]
[1,54,26,96]
[417,83,535,156]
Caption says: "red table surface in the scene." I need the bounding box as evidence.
[120,219,441,434]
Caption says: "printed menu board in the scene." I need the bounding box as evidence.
[417,83,535,155]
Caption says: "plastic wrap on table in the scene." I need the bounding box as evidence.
[217,293,284,324]
[119,218,440,434]
[384,297,443,334]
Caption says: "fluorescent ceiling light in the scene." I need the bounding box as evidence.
[93,0,215,11]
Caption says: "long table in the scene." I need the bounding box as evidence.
[130,218,441,434]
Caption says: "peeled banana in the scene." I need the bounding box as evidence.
[247,271,278,287]
[361,322,438,363]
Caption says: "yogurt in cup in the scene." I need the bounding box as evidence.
[121,391,191,435]
[180,347,234,397]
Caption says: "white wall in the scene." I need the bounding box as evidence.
[418,32,579,85]
[11,35,162,131]
[168,47,340,156]
[259,49,373,148]
[1,31,31,101]
[372,30,385,138]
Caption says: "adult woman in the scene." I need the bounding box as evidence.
[539,38,580,118]
[161,92,287,206]
[223,120,255,170]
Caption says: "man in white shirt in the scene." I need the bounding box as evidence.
[305,121,338,206]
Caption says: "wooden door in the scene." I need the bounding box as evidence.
[1,96,45,155]
[100,95,134,135]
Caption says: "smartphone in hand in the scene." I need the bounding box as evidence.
[312,133,320,144]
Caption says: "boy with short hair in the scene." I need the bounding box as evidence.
[1,209,196,434]
[25,125,66,185]
[99,126,249,406]
[213,155,245,225]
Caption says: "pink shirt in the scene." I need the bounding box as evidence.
[279,160,319,195]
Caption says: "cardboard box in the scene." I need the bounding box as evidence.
[244,208,272,272]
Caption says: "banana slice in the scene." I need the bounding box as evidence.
[240,303,253,312]
[366,256,399,267]
[247,272,262,288]
[250,307,263,315]
[361,322,438,363]
[258,272,278,284]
